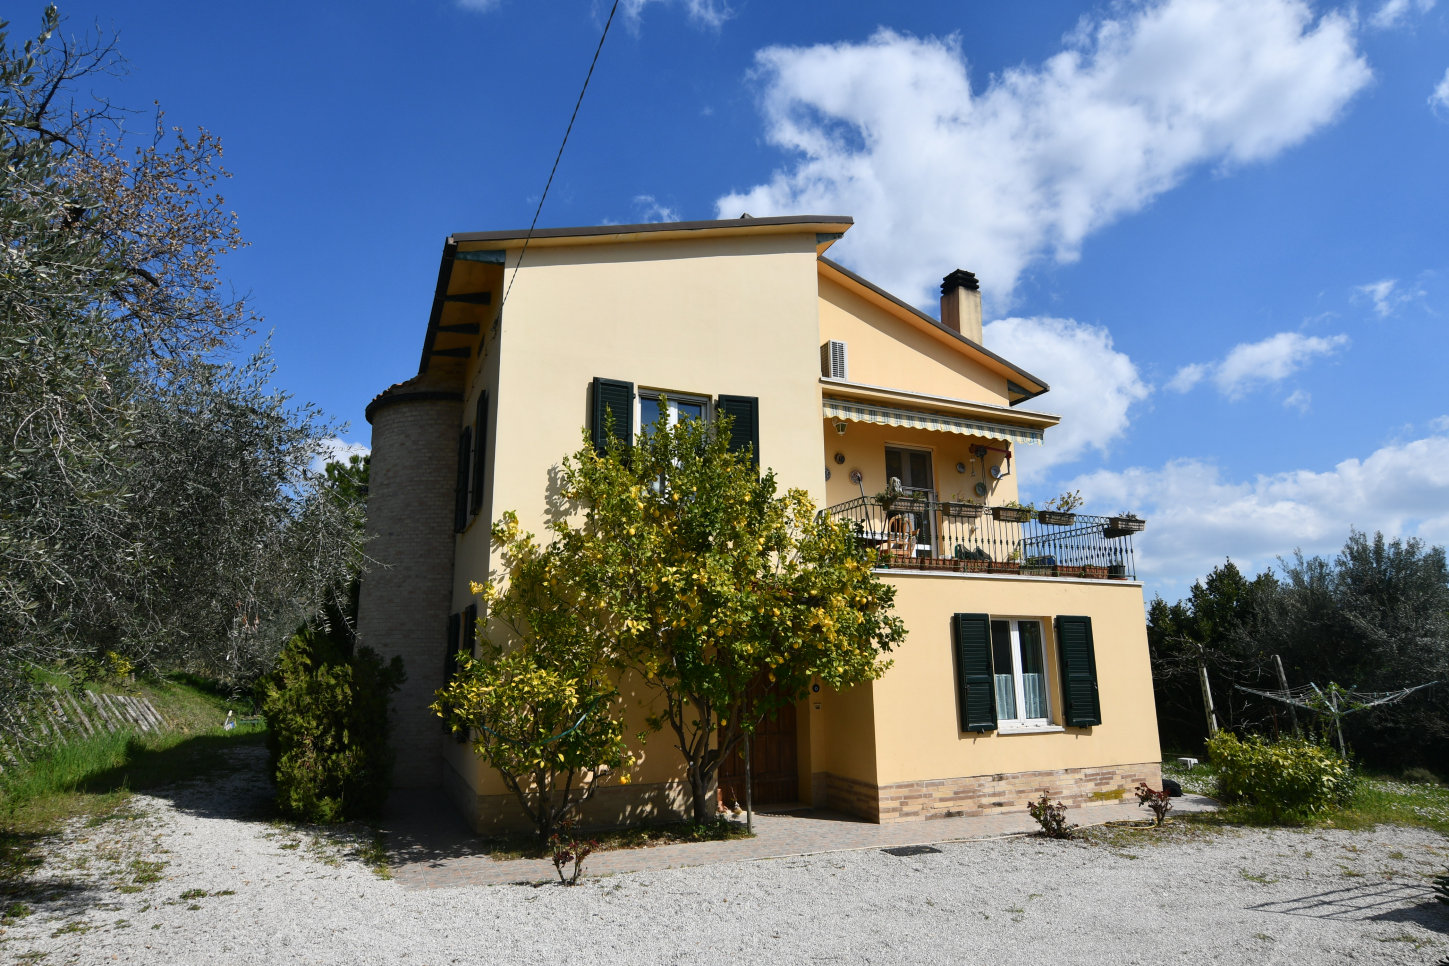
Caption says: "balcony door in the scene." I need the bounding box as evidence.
[884,446,935,556]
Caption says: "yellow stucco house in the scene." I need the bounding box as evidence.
[358,215,1161,830]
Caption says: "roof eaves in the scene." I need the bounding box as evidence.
[452,214,854,246]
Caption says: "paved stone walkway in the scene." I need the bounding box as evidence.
[379,793,1218,889]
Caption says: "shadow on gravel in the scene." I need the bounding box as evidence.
[1249,881,1442,927]
[0,872,94,921]
[377,790,486,871]
[78,733,276,824]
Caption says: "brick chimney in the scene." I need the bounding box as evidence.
[940,269,982,344]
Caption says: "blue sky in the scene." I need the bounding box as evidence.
[36,0,1449,602]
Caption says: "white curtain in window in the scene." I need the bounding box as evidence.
[1021,673,1047,719]
[995,675,1016,720]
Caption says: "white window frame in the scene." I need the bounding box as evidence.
[991,617,1061,734]
[638,389,711,435]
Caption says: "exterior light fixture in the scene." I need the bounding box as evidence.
[834,420,848,436]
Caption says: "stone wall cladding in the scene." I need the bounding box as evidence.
[356,388,464,788]
[822,773,881,823]
[456,781,695,835]
[819,762,1162,823]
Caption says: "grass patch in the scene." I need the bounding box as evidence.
[1161,753,1449,835]
[127,859,165,885]
[357,830,391,880]
[1,675,267,899]
[1090,789,1125,801]
[476,818,753,861]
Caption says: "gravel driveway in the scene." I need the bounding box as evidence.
[3,742,1446,965]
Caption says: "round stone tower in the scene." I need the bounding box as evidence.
[357,374,463,789]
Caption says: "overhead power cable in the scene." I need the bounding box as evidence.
[497,0,621,315]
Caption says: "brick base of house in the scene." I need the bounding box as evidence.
[444,759,698,834]
[818,761,1163,823]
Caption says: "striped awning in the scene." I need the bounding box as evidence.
[823,398,1045,446]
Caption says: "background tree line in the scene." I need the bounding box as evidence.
[1,7,363,728]
[1148,530,1449,772]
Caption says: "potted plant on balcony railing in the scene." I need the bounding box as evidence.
[873,478,904,515]
[1104,512,1147,539]
[991,501,1034,524]
[942,494,985,518]
[1037,489,1083,527]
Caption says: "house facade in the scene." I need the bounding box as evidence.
[358,215,1161,830]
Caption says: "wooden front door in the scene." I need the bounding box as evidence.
[718,699,799,807]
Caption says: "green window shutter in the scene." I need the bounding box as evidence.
[591,377,634,454]
[716,394,760,469]
[453,427,472,533]
[462,603,477,657]
[445,612,461,679]
[1055,615,1102,727]
[469,391,489,516]
[953,612,997,732]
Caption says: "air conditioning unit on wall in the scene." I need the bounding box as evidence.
[821,340,848,380]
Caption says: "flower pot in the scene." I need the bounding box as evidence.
[991,506,1033,523]
[989,561,1022,575]
[1107,564,1128,579]
[943,502,984,519]
[1104,515,1146,539]
[1076,565,1109,580]
[1037,510,1077,527]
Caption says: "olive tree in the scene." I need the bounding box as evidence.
[1,7,362,725]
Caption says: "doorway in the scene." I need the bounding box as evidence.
[884,446,936,556]
[718,699,799,807]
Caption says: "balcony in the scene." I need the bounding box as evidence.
[825,494,1144,580]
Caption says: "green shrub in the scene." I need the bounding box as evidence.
[1402,767,1442,786]
[258,629,404,823]
[1207,732,1351,822]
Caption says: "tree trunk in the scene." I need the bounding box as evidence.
[687,763,713,823]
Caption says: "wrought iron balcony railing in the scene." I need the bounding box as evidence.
[825,494,1144,579]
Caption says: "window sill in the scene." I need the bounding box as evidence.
[997,724,1066,736]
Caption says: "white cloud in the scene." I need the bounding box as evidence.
[984,316,1150,475]
[1431,68,1449,114]
[310,438,370,475]
[1369,0,1436,30]
[1355,277,1426,316]
[1169,331,1348,399]
[1068,427,1449,595]
[1166,362,1208,394]
[1358,278,1398,316]
[1282,389,1311,412]
[717,0,1371,308]
[621,0,733,29]
[632,194,681,223]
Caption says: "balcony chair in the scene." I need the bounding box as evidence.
[881,514,919,564]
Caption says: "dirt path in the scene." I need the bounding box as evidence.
[2,745,1446,965]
